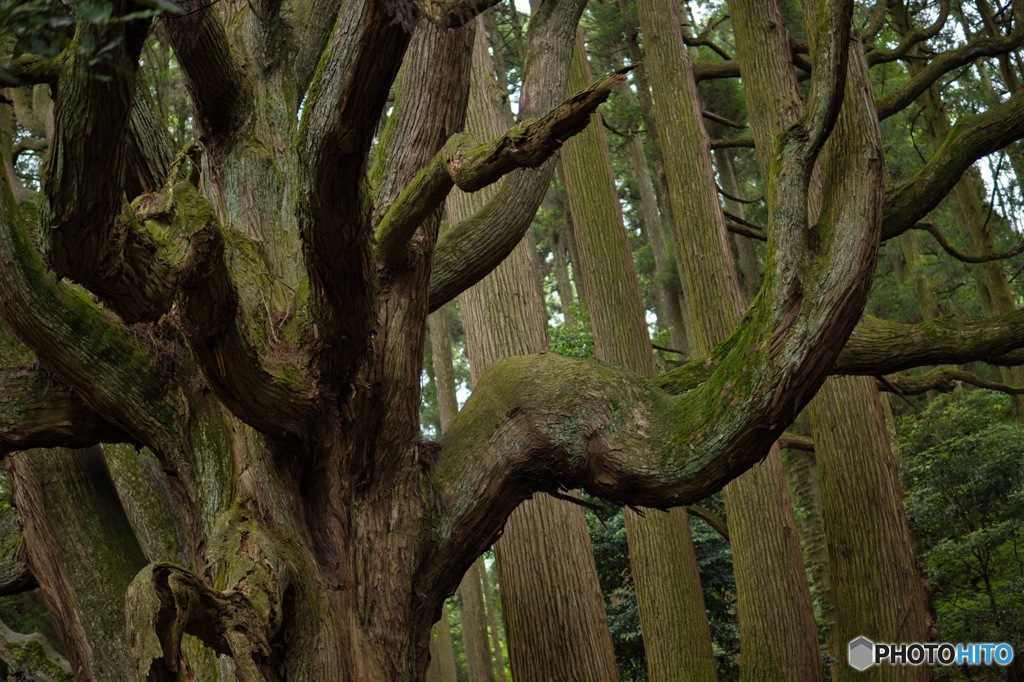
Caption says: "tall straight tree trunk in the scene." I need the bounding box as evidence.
[717,145,839,669]
[425,604,458,682]
[560,30,719,682]
[636,0,824,678]
[807,378,933,681]
[548,223,577,326]
[780,443,836,669]
[627,133,691,358]
[481,561,509,679]
[428,308,474,682]
[455,22,619,681]
[732,1,933,677]
[480,563,507,681]
[429,309,490,682]
[458,564,494,682]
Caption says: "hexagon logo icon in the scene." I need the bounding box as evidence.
[848,636,875,671]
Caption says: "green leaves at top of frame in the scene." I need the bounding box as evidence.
[0,0,182,66]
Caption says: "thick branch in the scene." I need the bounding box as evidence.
[862,0,888,42]
[726,221,767,241]
[376,67,630,264]
[835,310,1024,375]
[157,1,249,152]
[419,40,887,604]
[126,563,271,682]
[883,90,1024,239]
[0,54,62,87]
[865,0,949,66]
[0,369,130,455]
[878,367,1024,395]
[876,28,1024,119]
[178,222,315,440]
[693,59,740,81]
[43,11,159,321]
[297,0,409,384]
[710,136,756,149]
[426,0,589,310]
[778,432,815,452]
[0,178,180,455]
[294,0,343,97]
[801,0,854,156]
[396,0,502,27]
[125,86,175,200]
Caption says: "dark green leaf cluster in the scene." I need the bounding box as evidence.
[0,0,181,79]
[899,390,1024,668]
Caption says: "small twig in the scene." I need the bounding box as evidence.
[717,185,763,205]
[686,504,729,542]
[702,109,747,129]
[547,489,608,516]
[710,137,755,149]
[912,222,1024,264]
[652,342,686,355]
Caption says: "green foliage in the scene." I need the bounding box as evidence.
[548,302,594,359]
[0,0,181,81]
[898,390,1024,671]
[586,506,646,681]
[690,496,740,680]
[585,496,741,681]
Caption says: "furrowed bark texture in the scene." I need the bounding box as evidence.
[629,133,691,359]
[639,0,822,678]
[458,562,494,682]
[12,0,1013,677]
[780,441,836,676]
[738,3,933,677]
[453,22,619,682]
[6,447,147,681]
[808,376,933,681]
[560,30,718,682]
[807,332,933,677]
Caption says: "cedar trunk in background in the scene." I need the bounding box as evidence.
[560,30,719,682]
[636,0,823,677]
[893,0,1024,417]
[453,23,620,681]
[730,1,933,674]
[425,309,461,682]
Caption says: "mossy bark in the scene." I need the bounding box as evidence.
[734,3,934,677]
[6,447,147,681]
